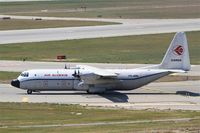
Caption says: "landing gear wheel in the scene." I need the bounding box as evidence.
[27,89,32,94]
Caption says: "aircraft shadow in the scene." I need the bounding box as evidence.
[18,90,200,103]
[119,92,175,95]
[176,91,200,97]
[19,91,129,103]
[99,91,129,103]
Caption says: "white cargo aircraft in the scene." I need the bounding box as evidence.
[11,32,190,94]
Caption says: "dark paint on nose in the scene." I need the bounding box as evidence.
[11,79,20,88]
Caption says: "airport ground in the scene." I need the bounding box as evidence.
[0,31,199,64]
[1,0,200,19]
[1,0,200,132]
[0,23,200,132]
[0,61,200,111]
[0,18,117,31]
[0,102,200,133]
[1,16,200,44]
[1,80,200,110]
[1,1,200,44]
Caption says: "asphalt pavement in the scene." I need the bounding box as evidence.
[0,80,200,110]
[1,15,200,44]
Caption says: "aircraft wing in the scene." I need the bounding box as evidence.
[77,65,117,84]
[78,65,117,77]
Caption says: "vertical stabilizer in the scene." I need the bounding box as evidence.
[159,32,190,71]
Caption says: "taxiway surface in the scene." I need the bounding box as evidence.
[1,15,200,44]
[0,80,200,110]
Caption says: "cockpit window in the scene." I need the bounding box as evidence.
[20,72,29,77]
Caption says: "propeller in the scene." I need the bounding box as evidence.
[72,70,80,78]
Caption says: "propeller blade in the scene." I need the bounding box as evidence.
[78,70,80,75]
[72,70,77,77]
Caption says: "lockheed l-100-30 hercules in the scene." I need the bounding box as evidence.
[11,32,190,94]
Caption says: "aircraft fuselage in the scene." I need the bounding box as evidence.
[11,68,170,94]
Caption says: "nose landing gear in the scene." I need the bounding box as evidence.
[27,89,32,94]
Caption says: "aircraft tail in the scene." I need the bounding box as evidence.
[158,32,191,71]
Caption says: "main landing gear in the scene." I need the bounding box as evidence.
[27,89,32,94]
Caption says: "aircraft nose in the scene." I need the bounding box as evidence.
[11,79,20,88]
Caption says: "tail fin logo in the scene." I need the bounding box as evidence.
[173,45,184,56]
